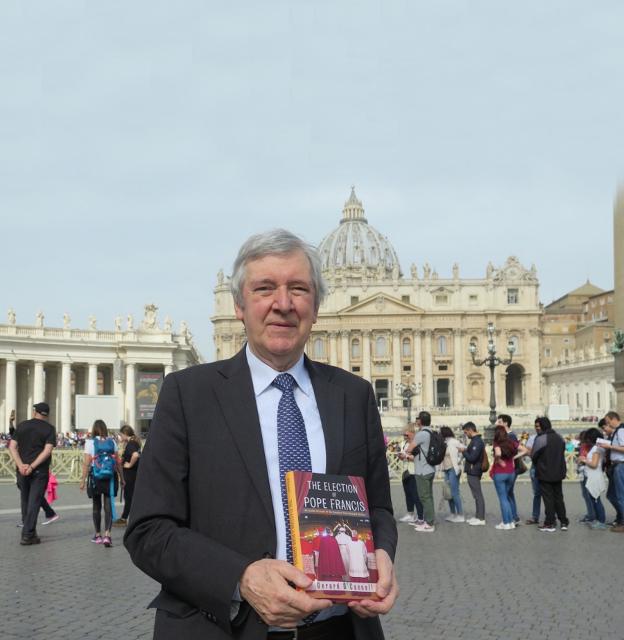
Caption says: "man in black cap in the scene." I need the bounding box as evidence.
[9,402,56,545]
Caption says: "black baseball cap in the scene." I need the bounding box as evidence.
[33,402,50,416]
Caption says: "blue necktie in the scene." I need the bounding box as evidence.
[273,373,312,564]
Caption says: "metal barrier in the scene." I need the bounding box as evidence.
[0,449,85,483]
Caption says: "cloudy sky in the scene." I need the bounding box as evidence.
[1,1,622,359]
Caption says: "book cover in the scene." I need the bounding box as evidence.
[285,471,378,602]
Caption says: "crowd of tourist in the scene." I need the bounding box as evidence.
[396,410,624,534]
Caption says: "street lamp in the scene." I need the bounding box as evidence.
[395,378,422,424]
[468,322,516,442]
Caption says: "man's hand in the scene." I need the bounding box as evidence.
[18,463,30,476]
[348,549,398,618]
[239,559,332,628]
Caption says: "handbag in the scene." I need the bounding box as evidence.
[514,457,528,475]
[86,469,96,499]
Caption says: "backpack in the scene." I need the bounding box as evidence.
[421,428,447,466]
[92,438,116,480]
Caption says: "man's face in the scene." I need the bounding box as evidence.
[463,429,473,439]
[605,416,619,430]
[235,250,318,371]
[495,418,509,431]
[534,423,541,434]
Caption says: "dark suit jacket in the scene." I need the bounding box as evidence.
[124,348,397,640]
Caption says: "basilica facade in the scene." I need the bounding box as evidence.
[212,189,543,418]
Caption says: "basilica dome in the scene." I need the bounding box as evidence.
[318,188,402,277]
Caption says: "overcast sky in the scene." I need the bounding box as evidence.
[1,1,622,360]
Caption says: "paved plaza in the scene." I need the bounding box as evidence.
[1,480,622,640]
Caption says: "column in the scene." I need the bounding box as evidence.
[88,363,98,396]
[165,364,173,376]
[61,362,72,433]
[126,363,136,427]
[33,361,45,404]
[413,330,423,391]
[340,330,350,371]
[5,358,17,429]
[113,358,125,424]
[453,330,464,409]
[362,330,372,382]
[329,332,338,366]
[392,330,402,407]
[424,330,433,406]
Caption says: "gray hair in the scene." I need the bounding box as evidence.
[230,229,327,311]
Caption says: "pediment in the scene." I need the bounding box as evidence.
[340,293,424,315]
[431,286,454,294]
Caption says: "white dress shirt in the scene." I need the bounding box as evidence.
[246,345,326,562]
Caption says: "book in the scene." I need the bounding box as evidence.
[596,437,610,446]
[285,470,378,602]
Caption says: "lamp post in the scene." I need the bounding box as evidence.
[395,378,422,424]
[468,322,516,442]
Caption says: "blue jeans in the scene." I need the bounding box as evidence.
[402,473,424,520]
[589,494,606,523]
[581,478,596,521]
[444,469,463,515]
[493,473,515,524]
[607,463,624,524]
[530,466,541,520]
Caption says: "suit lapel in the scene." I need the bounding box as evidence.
[307,357,345,475]
[214,350,275,529]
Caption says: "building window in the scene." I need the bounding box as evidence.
[438,335,447,355]
[507,288,519,304]
[597,392,601,409]
[351,338,361,359]
[375,336,388,357]
[352,366,360,373]
[350,296,359,305]
[469,294,478,306]
[586,392,590,408]
[438,364,448,371]
[403,365,411,372]
[401,295,410,304]
[544,348,551,357]
[402,338,411,357]
[509,335,520,354]
[313,337,325,358]
[435,294,448,305]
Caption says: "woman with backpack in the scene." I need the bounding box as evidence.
[113,425,141,527]
[79,419,122,547]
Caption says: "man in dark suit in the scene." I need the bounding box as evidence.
[125,229,398,639]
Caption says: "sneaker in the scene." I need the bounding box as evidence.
[590,522,608,530]
[467,518,486,526]
[578,515,593,523]
[20,536,41,545]
[42,514,60,526]
[411,519,426,527]
[525,518,539,525]
[454,515,465,523]
[444,514,457,522]
[495,522,514,530]
[538,525,556,533]
[610,524,624,533]
[102,536,112,547]
[112,518,128,527]
[414,523,435,532]
[91,535,103,544]
[16,523,23,528]
[399,513,415,523]
[513,517,521,525]
[560,524,568,531]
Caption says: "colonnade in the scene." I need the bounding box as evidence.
[2,358,175,433]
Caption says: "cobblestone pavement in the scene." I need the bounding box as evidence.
[1,480,622,639]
